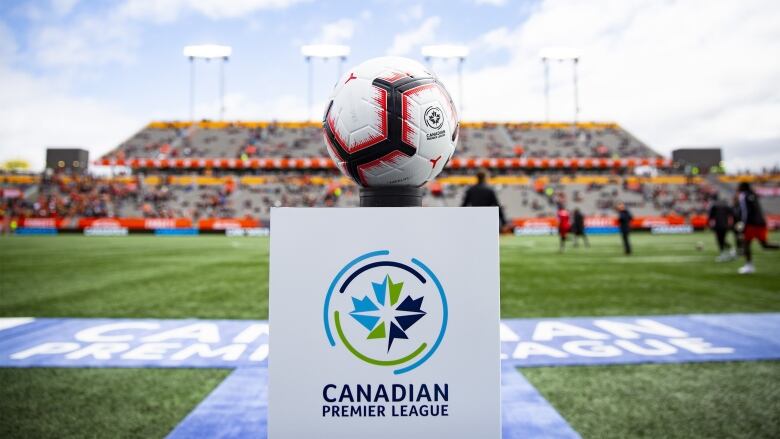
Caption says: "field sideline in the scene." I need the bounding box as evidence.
[1,233,779,438]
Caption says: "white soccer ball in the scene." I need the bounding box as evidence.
[323,56,459,187]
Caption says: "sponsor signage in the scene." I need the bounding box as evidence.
[268,207,501,438]
[651,225,694,234]
[21,217,58,228]
[514,225,556,236]
[15,228,58,235]
[755,186,780,197]
[1,188,22,198]
[84,227,129,236]
[225,227,270,237]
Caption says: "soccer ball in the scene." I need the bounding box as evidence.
[323,56,459,187]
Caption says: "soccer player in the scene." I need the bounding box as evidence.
[616,202,633,255]
[556,204,571,252]
[732,193,744,256]
[736,182,779,274]
[572,208,589,248]
[462,170,507,229]
[708,194,736,262]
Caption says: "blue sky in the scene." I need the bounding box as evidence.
[1,0,779,170]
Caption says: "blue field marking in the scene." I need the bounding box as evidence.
[166,368,268,439]
[163,366,579,439]
[499,313,780,367]
[0,318,268,368]
[3,314,779,438]
[502,365,580,439]
[2,314,779,368]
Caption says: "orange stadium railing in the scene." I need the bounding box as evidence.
[143,120,623,130]
[96,157,675,170]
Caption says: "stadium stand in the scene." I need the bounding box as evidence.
[103,121,660,161]
[105,122,327,160]
[2,121,779,232]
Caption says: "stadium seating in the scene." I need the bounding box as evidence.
[2,121,779,231]
[106,123,327,160]
[103,121,660,161]
[4,172,779,226]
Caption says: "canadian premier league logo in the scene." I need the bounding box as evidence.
[324,250,448,375]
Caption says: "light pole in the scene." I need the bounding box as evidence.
[421,45,469,116]
[542,57,550,122]
[183,44,232,121]
[300,44,351,121]
[539,47,581,125]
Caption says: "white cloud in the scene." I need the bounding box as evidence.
[4,0,779,172]
[471,26,519,52]
[27,0,305,70]
[193,92,311,121]
[474,0,508,6]
[314,18,355,44]
[119,0,307,22]
[51,0,80,16]
[387,16,441,56]
[31,16,138,67]
[0,21,17,59]
[455,0,780,170]
[0,21,138,169]
[399,4,424,23]
[723,138,780,173]
[0,65,140,169]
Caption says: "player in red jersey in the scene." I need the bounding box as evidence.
[736,182,779,274]
[557,204,571,253]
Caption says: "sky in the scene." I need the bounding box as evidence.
[1,0,779,171]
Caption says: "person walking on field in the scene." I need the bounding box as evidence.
[462,170,507,229]
[736,182,779,274]
[708,194,736,262]
[556,204,571,252]
[571,208,589,248]
[616,202,633,255]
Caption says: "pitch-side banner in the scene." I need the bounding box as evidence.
[269,207,501,438]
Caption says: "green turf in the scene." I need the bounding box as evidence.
[0,235,269,319]
[499,232,780,317]
[523,361,780,438]
[1,233,779,438]
[0,367,230,439]
[1,233,778,319]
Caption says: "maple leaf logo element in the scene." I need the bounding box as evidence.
[349,275,426,352]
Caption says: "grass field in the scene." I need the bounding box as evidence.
[0,368,230,439]
[1,233,779,438]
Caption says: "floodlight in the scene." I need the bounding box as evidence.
[183,44,232,59]
[300,44,351,59]
[539,46,580,60]
[539,47,581,124]
[301,45,351,120]
[183,44,232,121]
[421,45,469,115]
[421,45,469,59]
